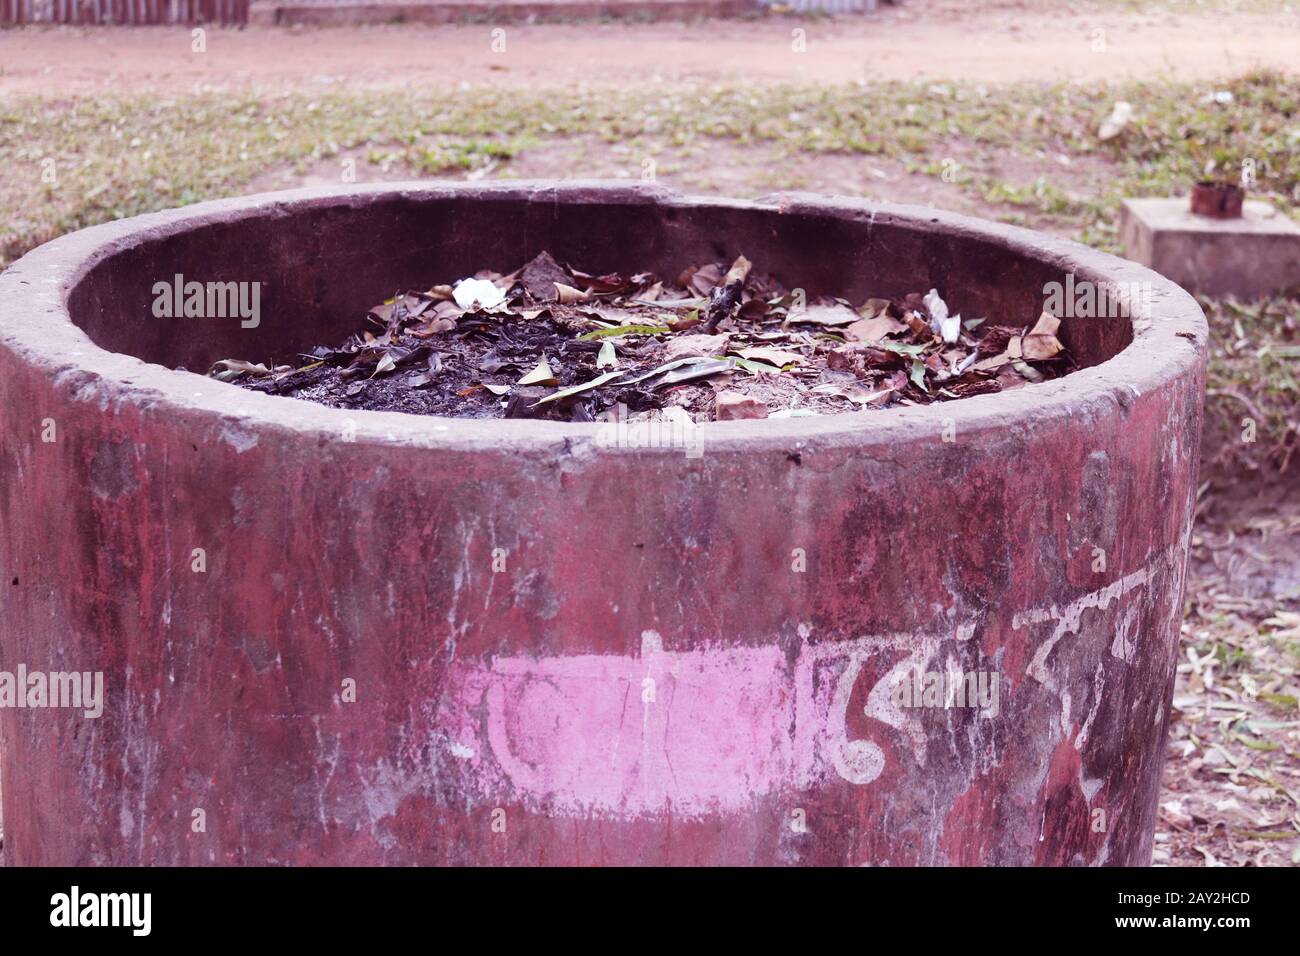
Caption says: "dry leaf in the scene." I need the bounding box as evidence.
[845,314,908,343]
[553,282,592,305]
[683,262,724,296]
[813,382,897,406]
[1022,311,1064,361]
[857,297,892,319]
[408,317,457,339]
[209,358,272,382]
[738,346,804,367]
[788,303,860,326]
[903,310,932,337]
[664,333,731,362]
[518,359,558,386]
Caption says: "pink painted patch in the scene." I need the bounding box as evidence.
[437,626,975,819]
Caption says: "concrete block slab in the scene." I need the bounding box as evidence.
[1120,196,1300,299]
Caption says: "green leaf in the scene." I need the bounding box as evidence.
[1259,692,1298,709]
[577,324,670,340]
[910,357,929,392]
[529,370,625,407]
[620,355,724,386]
[655,358,735,387]
[877,339,929,357]
[733,357,784,375]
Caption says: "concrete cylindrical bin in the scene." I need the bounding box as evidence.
[0,183,1205,866]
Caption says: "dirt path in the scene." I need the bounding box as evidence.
[1,2,1297,93]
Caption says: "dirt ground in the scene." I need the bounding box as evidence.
[245,137,1108,242]
[1,0,1298,93]
[1162,497,1300,868]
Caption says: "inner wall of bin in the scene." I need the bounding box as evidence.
[66,194,1135,374]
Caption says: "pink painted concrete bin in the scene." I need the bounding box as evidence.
[0,182,1206,865]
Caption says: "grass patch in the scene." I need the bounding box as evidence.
[3,73,1297,268]
[1,72,1297,483]
[1201,291,1300,487]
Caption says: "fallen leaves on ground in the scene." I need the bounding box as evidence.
[1157,504,1300,867]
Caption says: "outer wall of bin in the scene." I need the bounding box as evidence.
[0,183,1206,865]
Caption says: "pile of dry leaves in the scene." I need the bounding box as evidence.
[213,251,1074,422]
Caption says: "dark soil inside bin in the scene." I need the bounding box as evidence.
[210,250,1077,423]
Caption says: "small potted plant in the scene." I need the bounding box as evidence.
[1189,144,1247,218]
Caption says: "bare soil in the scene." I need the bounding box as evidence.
[1,2,1297,94]
[245,136,1116,244]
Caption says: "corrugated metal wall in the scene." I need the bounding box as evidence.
[0,0,872,25]
[0,0,249,24]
